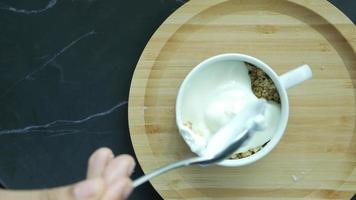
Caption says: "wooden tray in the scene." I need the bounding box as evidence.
[128,0,356,199]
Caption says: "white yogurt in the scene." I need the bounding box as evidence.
[181,61,281,156]
[202,98,267,158]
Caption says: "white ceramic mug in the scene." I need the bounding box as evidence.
[176,53,312,167]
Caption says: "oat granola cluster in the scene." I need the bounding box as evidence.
[229,146,262,159]
[228,141,269,159]
[247,62,280,103]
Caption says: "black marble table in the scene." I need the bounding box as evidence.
[0,0,354,199]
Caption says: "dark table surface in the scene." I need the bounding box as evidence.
[0,0,355,199]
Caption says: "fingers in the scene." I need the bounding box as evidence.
[101,178,133,200]
[42,179,105,200]
[103,154,135,184]
[86,149,136,199]
[87,148,114,179]
[102,155,135,200]
[72,179,105,200]
[0,149,136,200]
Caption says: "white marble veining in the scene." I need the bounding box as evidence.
[0,101,128,135]
[0,30,96,100]
[51,61,78,84]
[0,0,57,14]
[25,30,96,80]
[175,0,187,4]
[46,130,114,138]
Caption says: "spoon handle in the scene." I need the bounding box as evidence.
[133,129,251,188]
[133,121,256,188]
[133,157,204,188]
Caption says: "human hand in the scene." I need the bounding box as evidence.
[73,147,136,200]
[0,147,136,200]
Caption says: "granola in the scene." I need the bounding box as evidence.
[246,62,280,103]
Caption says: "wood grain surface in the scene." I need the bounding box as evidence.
[128,0,356,199]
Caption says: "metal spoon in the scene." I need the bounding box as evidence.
[133,99,267,188]
[133,127,251,188]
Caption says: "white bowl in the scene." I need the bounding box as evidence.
[176,53,312,167]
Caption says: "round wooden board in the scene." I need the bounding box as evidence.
[128,0,356,199]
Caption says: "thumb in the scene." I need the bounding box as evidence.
[48,178,105,200]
